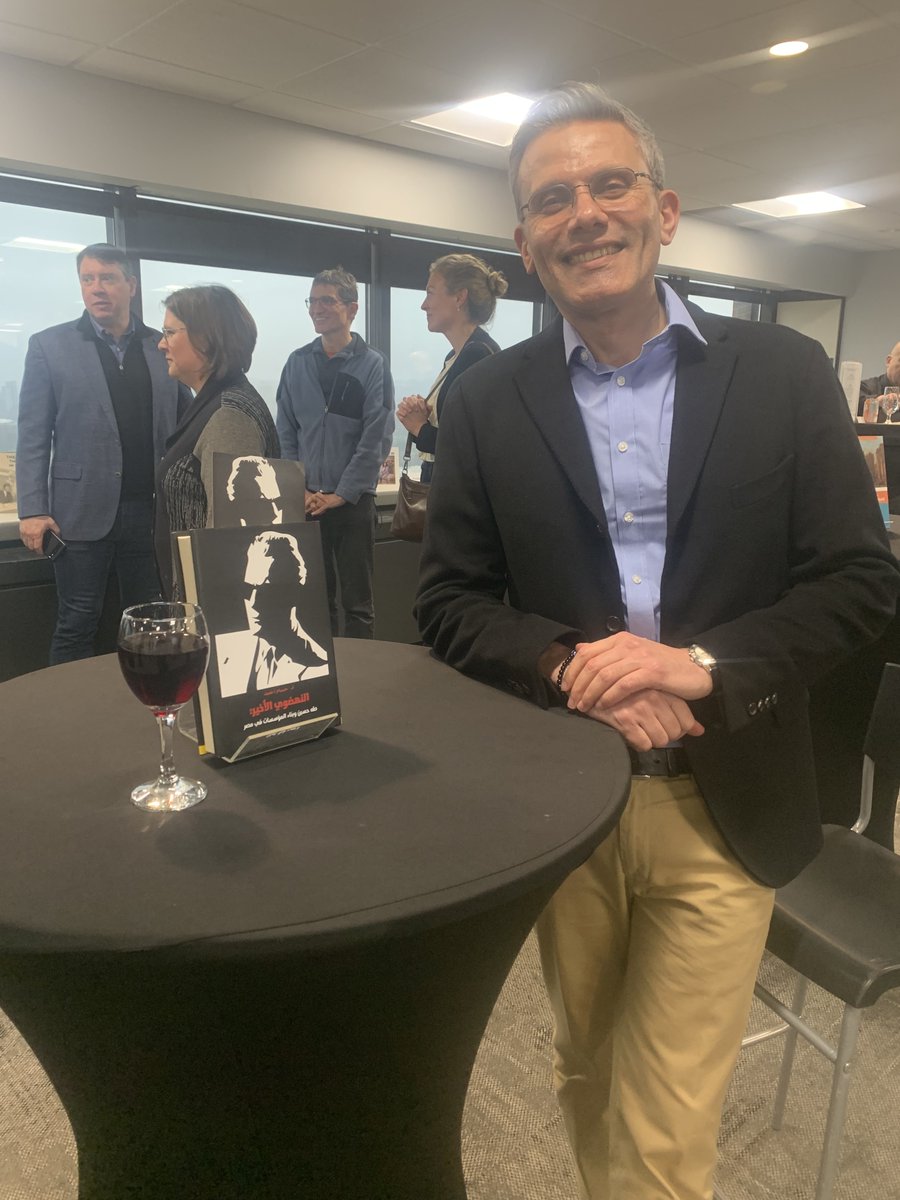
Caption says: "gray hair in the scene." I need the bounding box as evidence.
[312,266,358,305]
[509,82,666,209]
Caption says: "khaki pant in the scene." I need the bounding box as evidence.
[536,775,775,1200]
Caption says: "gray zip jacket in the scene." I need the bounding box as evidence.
[275,333,394,504]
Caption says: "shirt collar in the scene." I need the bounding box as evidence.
[88,311,136,344]
[563,280,706,371]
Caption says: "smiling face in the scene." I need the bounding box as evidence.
[78,256,136,333]
[513,120,679,329]
[307,284,356,342]
[421,272,465,337]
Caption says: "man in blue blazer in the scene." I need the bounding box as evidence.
[16,244,188,663]
[416,85,900,1200]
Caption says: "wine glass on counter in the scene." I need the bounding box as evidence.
[881,386,900,423]
[117,601,210,812]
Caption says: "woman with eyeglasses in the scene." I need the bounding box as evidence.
[396,255,508,482]
[153,285,279,597]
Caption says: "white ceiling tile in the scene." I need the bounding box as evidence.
[0,21,97,66]
[380,0,641,94]
[660,0,881,66]
[235,0,446,47]
[112,0,364,89]
[77,48,262,103]
[664,151,760,193]
[0,0,175,43]
[279,48,463,121]
[541,0,783,44]
[718,21,900,89]
[1,0,900,254]
[237,92,392,136]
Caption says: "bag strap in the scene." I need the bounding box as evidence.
[402,432,415,475]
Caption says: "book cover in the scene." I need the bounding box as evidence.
[174,522,340,762]
[0,452,16,513]
[209,453,306,528]
[858,435,890,526]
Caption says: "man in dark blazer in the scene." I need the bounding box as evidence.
[416,85,899,1200]
[17,244,187,663]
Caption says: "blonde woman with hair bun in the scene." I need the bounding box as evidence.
[397,254,507,482]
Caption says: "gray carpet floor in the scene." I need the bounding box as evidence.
[3,817,899,1200]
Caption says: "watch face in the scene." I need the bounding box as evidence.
[690,645,716,672]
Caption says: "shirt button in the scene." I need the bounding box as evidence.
[623,511,635,524]
[579,348,589,364]
[617,441,628,453]
[632,574,642,584]
[616,375,626,386]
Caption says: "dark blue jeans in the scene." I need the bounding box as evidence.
[318,493,376,639]
[50,498,161,664]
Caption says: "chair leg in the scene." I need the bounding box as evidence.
[814,1004,864,1200]
[772,974,808,1130]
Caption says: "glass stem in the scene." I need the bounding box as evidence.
[157,710,178,786]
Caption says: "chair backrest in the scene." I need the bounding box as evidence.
[857,662,900,835]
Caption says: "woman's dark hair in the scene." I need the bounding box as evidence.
[163,285,257,381]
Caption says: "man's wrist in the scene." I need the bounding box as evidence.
[687,644,719,694]
[538,640,576,686]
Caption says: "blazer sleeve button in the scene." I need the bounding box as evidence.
[606,617,624,633]
[748,701,758,716]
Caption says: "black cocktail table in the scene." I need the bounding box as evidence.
[0,640,630,1199]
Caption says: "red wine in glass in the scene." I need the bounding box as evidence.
[118,631,209,713]
[117,602,210,812]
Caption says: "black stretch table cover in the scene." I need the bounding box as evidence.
[0,641,630,1200]
[0,641,628,954]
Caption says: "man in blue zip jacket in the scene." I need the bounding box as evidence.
[276,267,394,638]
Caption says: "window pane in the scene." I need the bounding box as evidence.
[0,202,108,533]
[389,287,535,473]
[140,261,367,417]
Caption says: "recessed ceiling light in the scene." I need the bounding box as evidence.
[769,40,809,57]
[733,192,864,218]
[411,93,533,147]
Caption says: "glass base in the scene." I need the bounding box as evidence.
[130,775,207,813]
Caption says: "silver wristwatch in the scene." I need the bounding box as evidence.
[688,644,718,675]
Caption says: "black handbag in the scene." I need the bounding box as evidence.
[390,434,430,542]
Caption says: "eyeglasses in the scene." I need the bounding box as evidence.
[305,296,342,310]
[519,167,661,220]
[160,325,187,342]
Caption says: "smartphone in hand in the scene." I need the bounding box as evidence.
[42,530,67,561]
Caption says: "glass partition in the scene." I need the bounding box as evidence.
[0,202,108,534]
[389,287,534,473]
[140,261,367,416]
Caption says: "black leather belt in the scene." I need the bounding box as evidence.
[628,747,691,777]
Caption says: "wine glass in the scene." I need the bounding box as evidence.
[117,601,210,812]
[881,387,900,423]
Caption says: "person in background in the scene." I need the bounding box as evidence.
[276,267,394,639]
[858,339,900,414]
[415,83,899,1200]
[396,254,507,482]
[154,285,278,598]
[16,243,188,663]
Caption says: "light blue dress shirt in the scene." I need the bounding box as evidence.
[88,312,135,366]
[564,282,706,642]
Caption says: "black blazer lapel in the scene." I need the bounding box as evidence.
[667,312,737,536]
[513,320,608,529]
